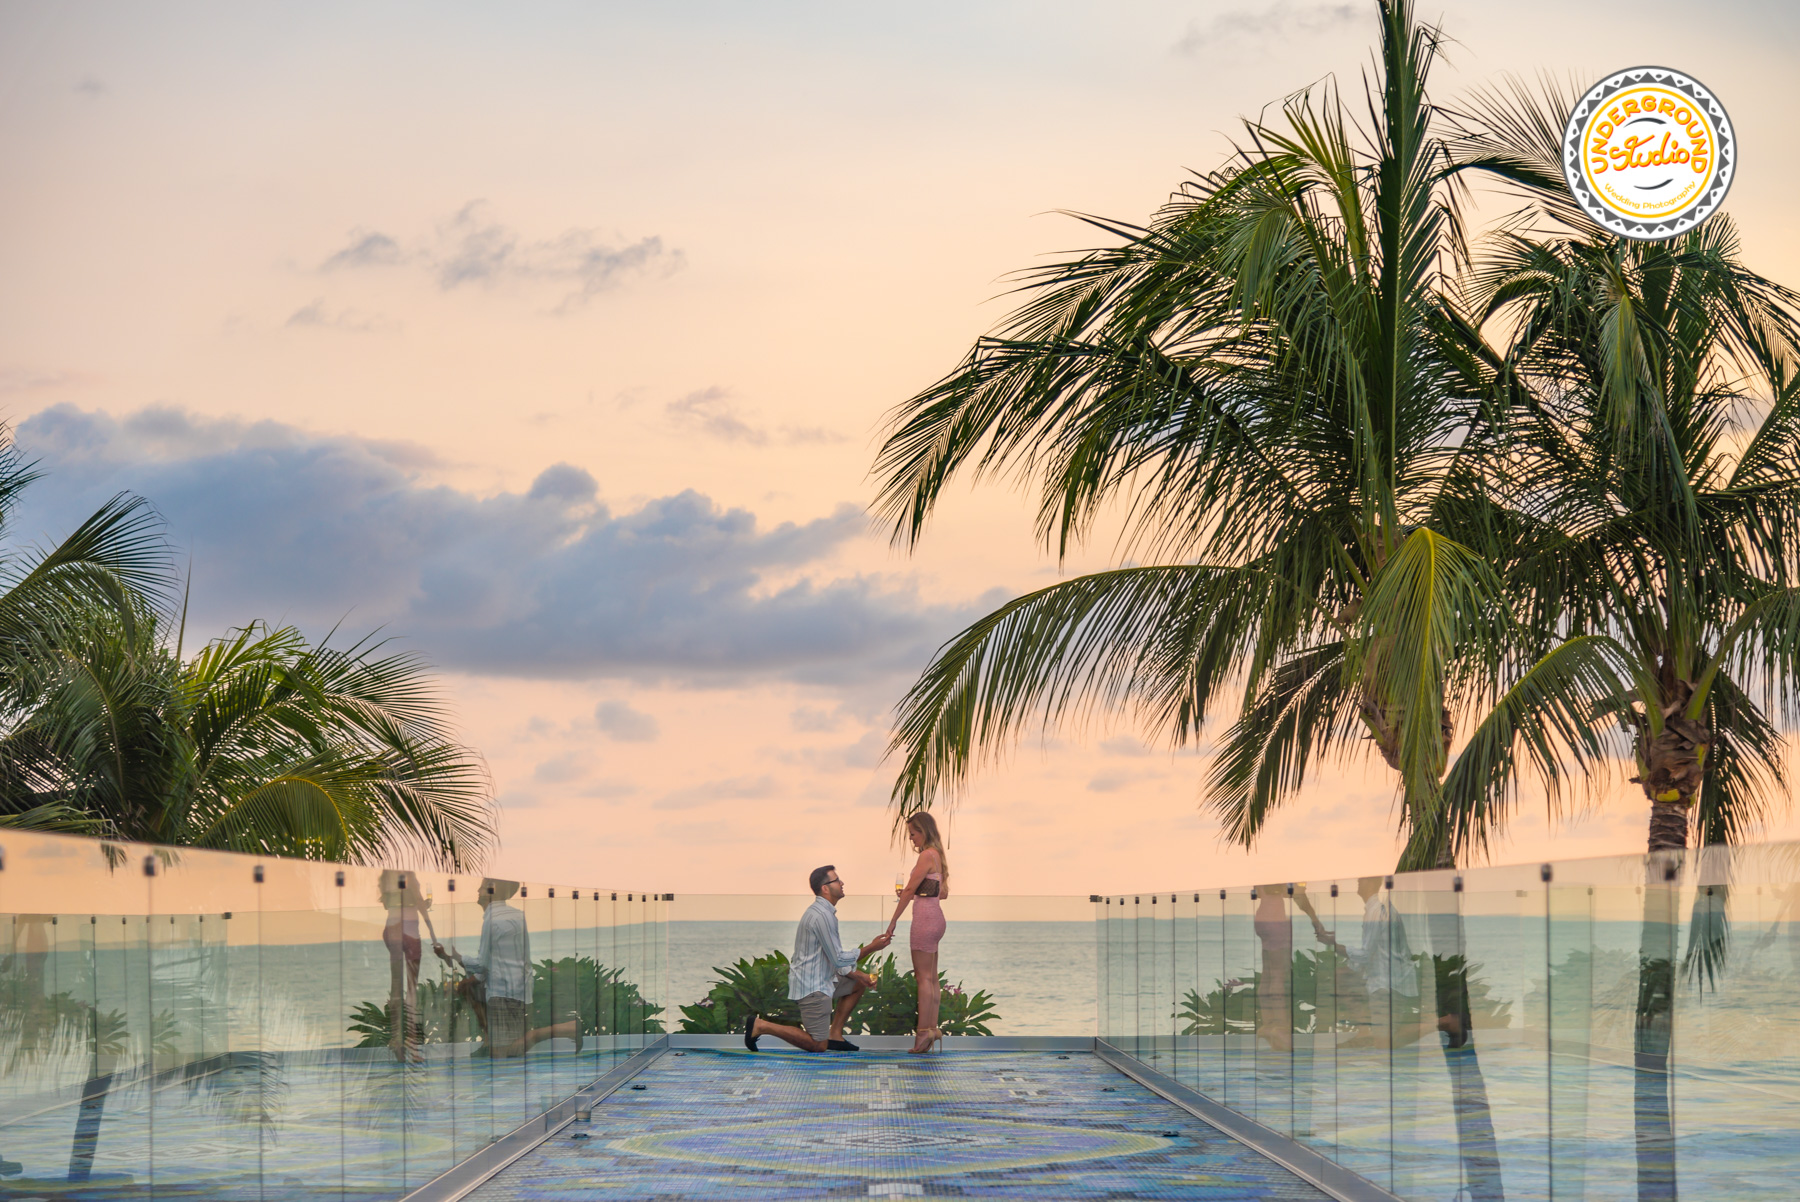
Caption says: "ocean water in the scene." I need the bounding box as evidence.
[668,920,1097,1035]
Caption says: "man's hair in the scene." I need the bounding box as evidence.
[809,865,837,896]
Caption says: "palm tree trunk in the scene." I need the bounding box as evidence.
[1636,679,1709,853]
[1370,694,1459,871]
[1633,851,1682,1201]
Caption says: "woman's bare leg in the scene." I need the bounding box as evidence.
[387,959,408,1062]
[910,949,938,1051]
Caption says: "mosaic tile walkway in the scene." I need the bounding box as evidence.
[470,1049,1331,1200]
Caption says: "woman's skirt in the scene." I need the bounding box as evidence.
[910,897,946,952]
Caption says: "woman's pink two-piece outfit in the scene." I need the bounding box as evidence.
[910,872,946,951]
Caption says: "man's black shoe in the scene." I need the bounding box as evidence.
[743,1014,761,1052]
[827,1038,859,1052]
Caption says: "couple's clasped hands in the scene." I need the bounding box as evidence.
[849,929,896,987]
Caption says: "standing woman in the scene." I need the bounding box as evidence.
[883,811,949,1053]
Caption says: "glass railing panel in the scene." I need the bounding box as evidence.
[1387,869,1462,1199]
[400,867,458,1192]
[1250,884,1293,1138]
[1152,893,1177,1072]
[1093,896,1109,1042]
[1143,894,1160,1057]
[520,882,561,1108]
[651,892,669,1044]
[415,870,477,1178]
[625,891,642,1051]
[595,890,621,1065]
[1220,886,1256,1118]
[1545,852,1650,1200]
[1325,875,1392,1190]
[1101,896,1116,1043]
[518,880,555,1120]
[147,844,267,1197]
[563,888,599,1085]
[1189,890,1226,1099]
[1125,894,1146,1057]
[336,862,403,1195]
[1171,891,1197,1089]
[1675,842,1800,1200]
[1308,878,1357,1166]
[1290,881,1334,1157]
[0,832,151,1190]
[94,847,156,1194]
[1458,858,1551,1202]
[621,891,643,1052]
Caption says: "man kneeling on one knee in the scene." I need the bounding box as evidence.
[745,865,891,1052]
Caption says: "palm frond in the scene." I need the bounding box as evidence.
[887,564,1297,814]
[1416,635,1633,867]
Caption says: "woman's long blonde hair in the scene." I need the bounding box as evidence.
[906,811,949,889]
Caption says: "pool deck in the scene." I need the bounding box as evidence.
[468,1048,1332,1201]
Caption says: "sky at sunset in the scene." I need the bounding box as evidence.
[4,0,1798,899]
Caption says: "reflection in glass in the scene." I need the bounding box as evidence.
[0,829,656,1199]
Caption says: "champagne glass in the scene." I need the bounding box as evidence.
[894,872,906,899]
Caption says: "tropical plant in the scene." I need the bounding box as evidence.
[678,951,801,1034]
[844,954,1000,1037]
[1442,80,1800,857]
[0,433,170,836]
[0,608,495,868]
[532,955,663,1035]
[871,0,1623,869]
[348,956,662,1047]
[675,950,1001,1036]
[1179,948,1511,1036]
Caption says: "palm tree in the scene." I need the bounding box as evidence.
[873,0,1618,870]
[1440,83,1800,1200]
[0,430,172,834]
[0,608,495,868]
[1449,82,1800,857]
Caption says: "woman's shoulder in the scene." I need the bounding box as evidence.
[918,847,943,869]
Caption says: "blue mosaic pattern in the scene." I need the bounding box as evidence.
[471,1050,1330,1200]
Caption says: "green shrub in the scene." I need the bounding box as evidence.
[678,951,801,1034]
[1177,949,1512,1035]
[347,956,662,1047]
[677,950,1000,1036]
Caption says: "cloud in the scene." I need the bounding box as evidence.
[74,76,107,97]
[1087,769,1167,793]
[11,404,991,688]
[595,700,660,743]
[533,754,588,784]
[790,706,843,733]
[1175,2,1358,52]
[667,387,765,445]
[665,387,848,448]
[579,780,638,800]
[776,729,886,772]
[319,202,680,311]
[323,231,405,270]
[285,299,394,334]
[654,774,777,811]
